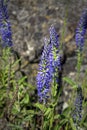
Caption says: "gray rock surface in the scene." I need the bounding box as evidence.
[9,0,87,61]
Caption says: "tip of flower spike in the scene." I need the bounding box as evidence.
[49,25,58,37]
[44,37,50,45]
[49,25,59,47]
[75,8,87,51]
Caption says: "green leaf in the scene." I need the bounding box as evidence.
[26,110,35,115]
[53,125,60,130]
[20,93,30,104]
[18,76,27,85]
[69,118,77,130]
[43,120,49,130]
[83,123,87,127]
[54,114,60,120]
[34,103,46,112]
[23,115,34,121]
[8,123,23,130]
[44,107,52,117]
[55,119,68,130]
[62,107,70,117]
[12,59,21,67]
[12,102,20,114]
[63,77,77,88]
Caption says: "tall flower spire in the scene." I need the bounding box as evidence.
[49,25,61,85]
[75,9,87,51]
[36,38,51,102]
[0,0,13,47]
[72,85,82,126]
[36,25,62,102]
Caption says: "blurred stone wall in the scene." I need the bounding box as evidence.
[9,0,87,60]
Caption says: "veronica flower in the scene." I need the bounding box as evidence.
[72,85,82,126]
[49,25,61,85]
[75,9,87,51]
[0,0,13,47]
[36,38,51,102]
[37,26,62,102]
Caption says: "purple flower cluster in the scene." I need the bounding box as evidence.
[72,85,82,125]
[36,26,61,102]
[36,38,51,102]
[49,26,61,84]
[75,9,87,51]
[0,0,13,47]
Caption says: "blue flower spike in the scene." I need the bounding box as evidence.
[36,37,51,102]
[49,25,61,84]
[75,9,87,51]
[0,0,13,47]
[72,85,82,126]
[36,25,62,102]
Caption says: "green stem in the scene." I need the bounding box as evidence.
[76,50,82,83]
